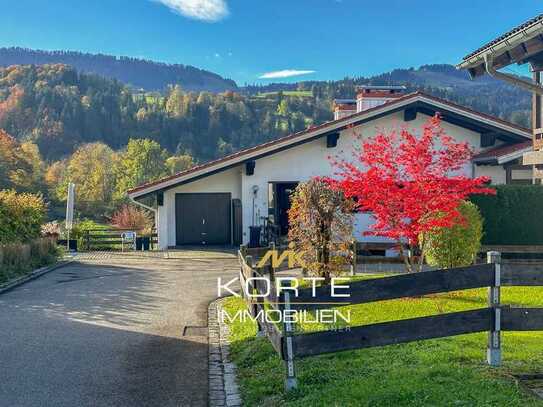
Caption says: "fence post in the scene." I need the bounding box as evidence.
[85,230,90,251]
[252,263,265,338]
[270,242,277,280]
[238,253,246,300]
[240,244,247,258]
[244,255,253,302]
[487,251,501,367]
[282,290,297,391]
[245,255,263,338]
[350,240,357,276]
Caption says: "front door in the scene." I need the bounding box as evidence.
[175,193,231,245]
[274,182,298,235]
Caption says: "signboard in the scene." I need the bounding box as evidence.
[121,231,137,251]
[66,183,75,230]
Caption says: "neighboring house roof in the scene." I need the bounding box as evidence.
[128,92,530,199]
[357,85,407,91]
[473,140,532,165]
[458,14,543,75]
[462,14,543,60]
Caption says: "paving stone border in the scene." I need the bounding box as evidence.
[208,299,242,407]
[0,260,72,295]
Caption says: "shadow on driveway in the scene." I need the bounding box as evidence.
[0,257,238,407]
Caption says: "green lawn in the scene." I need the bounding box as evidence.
[222,275,543,406]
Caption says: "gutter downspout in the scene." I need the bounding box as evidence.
[484,54,543,95]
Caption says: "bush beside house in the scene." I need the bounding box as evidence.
[0,190,60,284]
[471,185,543,245]
[423,201,483,268]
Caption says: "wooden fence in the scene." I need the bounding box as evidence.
[237,249,543,390]
[82,229,158,251]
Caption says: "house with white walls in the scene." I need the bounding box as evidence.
[127,87,531,250]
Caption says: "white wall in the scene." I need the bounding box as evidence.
[156,110,511,249]
[474,165,507,185]
[157,166,242,248]
[240,111,483,244]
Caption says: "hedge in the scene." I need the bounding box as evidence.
[471,185,543,245]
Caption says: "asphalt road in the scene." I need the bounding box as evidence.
[0,253,238,407]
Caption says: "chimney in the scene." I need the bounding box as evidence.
[356,85,406,112]
[333,99,357,120]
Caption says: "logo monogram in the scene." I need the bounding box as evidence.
[256,243,306,268]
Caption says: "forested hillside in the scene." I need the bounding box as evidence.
[0,64,331,162]
[0,47,237,92]
[244,64,532,128]
[0,62,533,220]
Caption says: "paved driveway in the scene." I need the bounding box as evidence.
[0,252,238,407]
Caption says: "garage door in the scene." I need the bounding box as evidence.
[175,193,231,245]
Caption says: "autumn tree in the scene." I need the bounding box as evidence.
[0,129,44,192]
[165,154,195,175]
[329,115,494,272]
[110,204,153,232]
[114,139,168,199]
[58,143,117,204]
[288,179,355,284]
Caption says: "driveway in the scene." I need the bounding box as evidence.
[0,252,238,407]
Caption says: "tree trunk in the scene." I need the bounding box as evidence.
[322,220,331,285]
[398,242,413,273]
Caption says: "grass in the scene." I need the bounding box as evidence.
[0,238,61,285]
[222,274,543,406]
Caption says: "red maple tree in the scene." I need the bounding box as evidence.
[327,115,495,272]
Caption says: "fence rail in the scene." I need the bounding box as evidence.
[236,248,543,390]
[82,229,158,251]
[292,308,493,358]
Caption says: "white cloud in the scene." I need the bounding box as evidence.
[153,0,229,22]
[259,69,316,79]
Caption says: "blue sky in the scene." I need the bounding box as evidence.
[0,0,540,85]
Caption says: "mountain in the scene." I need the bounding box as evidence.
[0,64,330,161]
[0,62,532,165]
[243,64,532,128]
[0,47,237,92]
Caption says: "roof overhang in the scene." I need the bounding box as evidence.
[458,15,543,78]
[128,93,530,200]
[473,146,532,165]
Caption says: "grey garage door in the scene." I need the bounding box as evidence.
[175,193,231,245]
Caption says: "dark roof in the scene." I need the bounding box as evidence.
[128,92,530,196]
[463,14,543,60]
[473,140,531,162]
[334,99,356,104]
[356,85,407,90]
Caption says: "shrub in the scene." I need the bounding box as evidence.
[423,201,483,269]
[69,219,104,250]
[110,204,153,233]
[0,190,46,244]
[0,237,60,284]
[288,179,355,284]
[470,185,543,245]
[41,221,60,237]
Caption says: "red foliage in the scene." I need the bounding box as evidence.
[110,204,153,232]
[327,115,495,246]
